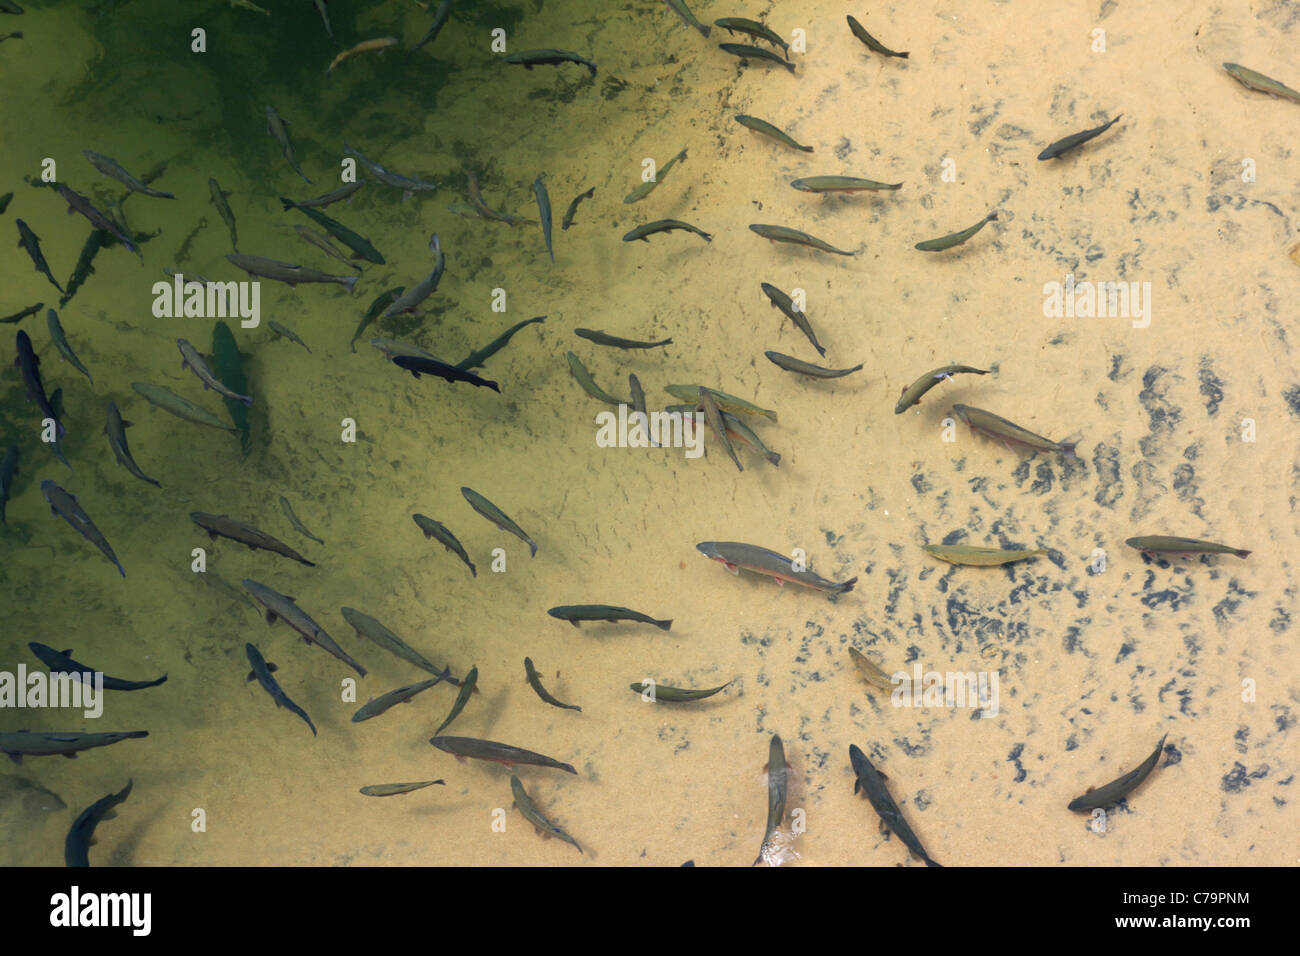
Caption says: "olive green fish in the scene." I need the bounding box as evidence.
[697,541,857,594]
[664,0,710,37]
[454,316,545,371]
[279,495,323,544]
[734,114,812,152]
[46,309,93,384]
[413,513,476,577]
[465,173,533,227]
[208,178,238,251]
[548,605,671,630]
[524,657,581,712]
[533,176,554,263]
[1037,116,1122,160]
[715,17,787,56]
[561,187,594,230]
[623,219,712,243]
[351,673,448,723]
[281,199,386,264]
[699,387,744,472]
[623,148,687,204]
[82,149,175,199]
[266,104,311,184]
[267,320,311,353]
[630,680,733,702]
[510,775,583,853]
[432,665,477,734]
[848,647,894,692]
[923,543,1046,566]
[1223,63,1300,104]
[191,512,315,566]
[1124,536,1250,559]
[340,607,453,679]
[894,364,988,414]
[565,351,623,406]
[760,282,826,357]
[755,734,788,866]
[104,413,155,486]
[664,384,777,422]
[846,15,908,58]
[429,734,577,774]
[130,382,237,432]
[574,328,672,350]
[915,212,997,251]
[765,351,863,379]
[750,223,855,256]
[461,486,536,557]
[1068,735,1168,812]
[360,781,444,797]
[791,176,901,193]
[350,286,405,352]
[952,403,1077,457]
[720,42,794,73]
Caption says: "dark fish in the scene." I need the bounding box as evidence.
[311,0,332,40]
[0,443,16,523]
[392,353,500,391]
[241,579,367,677]
[209,178,238,251]
[849,744,941,867]
[533,177,554,263]
[465,173,533,227]
[284,180,366,209]
[1037,115,1122,160]
[511,774,583,853]
[280,199,386,264]
[42,481,124,577]
[65,780,132,867]
[59,230,106,306]
[504,48,596,77]
[360,781,445,797]
[266,104,311,183]
[279,495,323,544]
[28,642,167,691]
[343,144,438,200]
[1,302,42,324]
[15,329,65,437]
[791,176,902,193]
[226,253,357,293]
[462,486,536,556]
[1068,735,1168,811]
[0,190,11,212]
[894,364,989,414]
[190,512,315,566]
[699,386,743,471]
[630,680,732,702]
[664,0,710,36]
[352,673,448,722]
[433,665,477,734]
[42,310,91,384]
[760,282,825,356]
[104,400,161,488]
[623,219,712,242]
[720,409,779,466]
[566,351,623,405]
[719,42,794,73]
[524,657,581,712]
[628,374,652,445]
[454,315,545,370]
[350,286,405,352]
[408,0,451,56]
[16,219,65,292]
[413,513,476,577]
[574,328,672,350]
[697,541,856,594]
[382,234,444,316]
[267,320,311,353]
[0,730,146,763]
[715,17,788,56]
[52,185,140,257]
[1125,536,1250,559]
[561,187,594,229]
[178,338,253,406]
[846,15,908,58]
[82,149,175,199]
[208,323,250,449]
[755,734,788,865]
[749,223,854,255]
[245,642,316,736]
[734,114,812,151]
[429,735,577,774]
[952,403,1077,457]
[340,607,453,679]
[764,350,864,379]
[547,604,671,630]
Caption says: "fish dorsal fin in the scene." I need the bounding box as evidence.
[853,778,861,795]
[267,662,277,673]
[62,648,73,656]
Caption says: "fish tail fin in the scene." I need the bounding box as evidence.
[766,451,781,466]
[1060,442,1079,459]
[1235,549,1252,558]
[924,856,943,868]
[837,576,859,594]
[278,197,297,211]
[655,619,672,631]
[343,276,358,295]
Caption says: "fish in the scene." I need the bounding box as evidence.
[190,512,315,566]
[915,212,998,251]
[15,329,66,438]
[228,0,270,13]
[42,481,124,577]
[462,486,536,556]
[360,781,444,797]
[630,681,732,702]
[952,403,1077,457]
[65,780,132,867]
[1223,62,1300,105]
[759,283,825,356]
[430,736,577,775]
[749,223,854,256]
[16,219,65,292]
[715,17,788,56]
[720,43,795,73]
[265,105,311,183]
[352,673,447,723]
[208,178,238,251]
[130,382,236,432]
[281,199,386,264]
[547,605,671,630]
[696,541,857,594]
[103,400,161,488]
[623,148,687,204]
[561,187,594,229]
[894,364,989,414]
[267,320,311,353]
[245,642,316,736]
[455,316,545,370]
[60,230,106,306]
[311,0,331,38]
[82,149,175,199]
[664,384,776,422]
[433,665,476,734]
[699,386,743,471]
[566,351,623,405]
[408,0,451,56]
[350,287,405,352]
[382,233,444,316]
[413,514,476,577]
[279,496,323,544]
[1068,735,1168,811]
[284,180,365,209]
[392,354,500,391]
[623,219,712,242]
[923,543,1047,566]
[734,114,812,151]
[44,310,93,385]
[0,731,146,763]
[0,443,16,523]
[848,647,895,692]
[524,657,581,712]
[369,338,438,361]
[511,775,583,853]
[846,15,908,58]
[755,734,789,866]
[719,409,779,466]
[343,144,438,200]
[1,302,42,324]
[664,0,710,37]
[574,328,672,350]
[226,253,357,293]
[293,224,361,269]
[629,374,653,446]
[1037,115,1123,160]
[177,338,253,406]
[0,192,10,212]
[47,388,70,468]
[28,642,167,691]
[849,744,941,867]
[241,579,367,677]
[764,351,864,379]
[52,185,140,257]
[340,607,454,679]
[504,48,596,77]
[532,177,554,263]
[1124,536,1250,560]
[791,176,902,193]
[465,173,533,226]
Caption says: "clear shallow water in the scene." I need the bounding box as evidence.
[0,0,1295,865]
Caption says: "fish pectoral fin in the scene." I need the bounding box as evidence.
[264,610,279,625]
